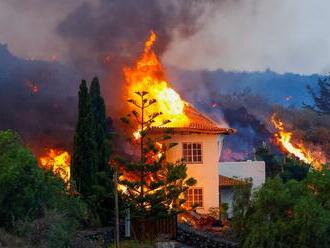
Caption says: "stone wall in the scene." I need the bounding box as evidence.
[177,223,238,248]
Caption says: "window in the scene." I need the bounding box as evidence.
[182,143,202,163]
[185,188,203,208]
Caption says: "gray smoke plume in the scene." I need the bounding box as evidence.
[56,0,218,114]
[0,0,220,153]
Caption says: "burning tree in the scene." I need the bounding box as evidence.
[120,90,196,217]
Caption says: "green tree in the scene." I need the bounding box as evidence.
[232,170,330,248]
[71,80,98,196]
[255,144,310,181]
[0,130,86,238]
[307,76,330,115]
[89,77,114,225]
[89,76,110,172]
[255,144,281,177]
[120,91,196,217]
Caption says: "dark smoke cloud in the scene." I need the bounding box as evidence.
[0,0,219,154]
[56,0,218,114]
[0,44,80,154]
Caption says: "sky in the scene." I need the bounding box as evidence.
[1,0,330,74]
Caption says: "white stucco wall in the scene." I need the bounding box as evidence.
[219,161,266,189]
[164,132,224,213]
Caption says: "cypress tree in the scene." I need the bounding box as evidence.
[89,77,114,225]
[89,77,110,172]
[71,80,98,196]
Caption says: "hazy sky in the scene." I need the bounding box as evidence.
[1,0,330,74]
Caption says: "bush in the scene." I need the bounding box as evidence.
[0,130,87,244]
[233,169,330,248]
[16,209,81,248]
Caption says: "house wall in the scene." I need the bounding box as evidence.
[164,132,224,214]
[218,161,266,189]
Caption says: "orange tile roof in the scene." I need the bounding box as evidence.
[152,104,235,134]
[219,175,246,187]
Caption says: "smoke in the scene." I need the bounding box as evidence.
[55,0,220,115]
[0,0,90,60]
[163,0,330,74]
[0,0,220,153]
[0,44,79,154]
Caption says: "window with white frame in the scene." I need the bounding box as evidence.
[182,143,202,163]
[185,187,203,208]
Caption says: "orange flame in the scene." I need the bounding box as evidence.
[124,31,189,138]
[39,149,71,184]
[271,113,325,170]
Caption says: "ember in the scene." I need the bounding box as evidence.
[271,113,325,170]
[39,149,71,184]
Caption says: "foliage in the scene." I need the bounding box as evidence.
[255,144,310,181]
[17,209,80,248]
[71,79,98,196]
[307,76,330,115]
[255,144,282,177]
[280,157,310,182]
[90,76,111,172]
[232,168,330,248]
[0,130,87,244]
[72,78,114,225]
[89,77,114,225]
[120,91,196,218]
[231,179,252,237]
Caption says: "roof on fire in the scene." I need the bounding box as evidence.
[151,104,235,135]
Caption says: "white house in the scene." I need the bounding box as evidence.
[219,161,266,216]
[151,105,235,213]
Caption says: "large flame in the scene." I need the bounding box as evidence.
[271,113,325,170]
[39,149,71,184]
[124,31,189,133]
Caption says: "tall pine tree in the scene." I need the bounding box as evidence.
[120,91,196,218]
[71,80,98,196]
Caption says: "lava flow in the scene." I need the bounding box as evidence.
[271,113,325,170]
[39,149,71,184]
[124,31,189,136]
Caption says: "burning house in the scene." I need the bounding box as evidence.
[123,31,235,213]
[150,105,234,213]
